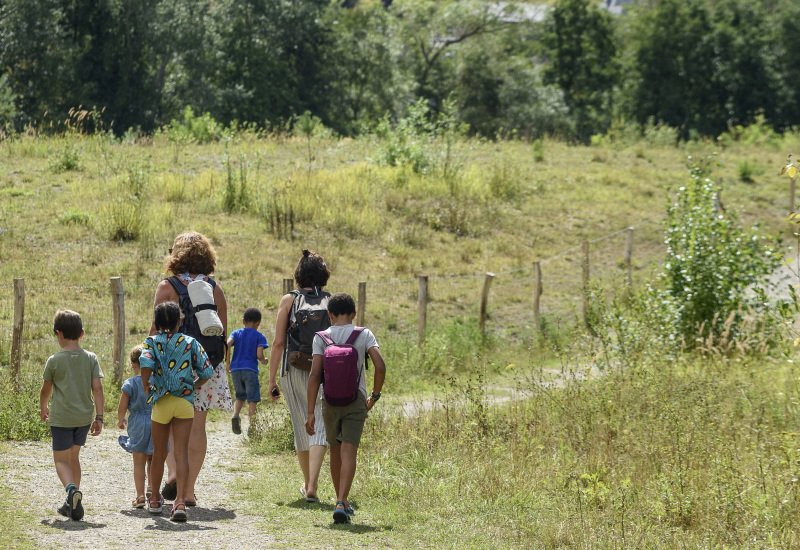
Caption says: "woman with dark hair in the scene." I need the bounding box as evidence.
[150,231,232,506]
[268,249,331,502]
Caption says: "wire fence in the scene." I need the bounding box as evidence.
[0,217,668,382]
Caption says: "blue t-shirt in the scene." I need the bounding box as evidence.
[229,327,269,372]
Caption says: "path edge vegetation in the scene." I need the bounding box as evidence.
[2,118,800,545]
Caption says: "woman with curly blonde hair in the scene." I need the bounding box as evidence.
[149,231,232,508]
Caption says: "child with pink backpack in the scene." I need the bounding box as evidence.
[305,292,386,524]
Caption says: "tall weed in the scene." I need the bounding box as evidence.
[0,372,50,441]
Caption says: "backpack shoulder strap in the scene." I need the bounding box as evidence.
[166,276,187,296]
[316,330,334,347]
[345,327,364,346]
[167,276,216,297]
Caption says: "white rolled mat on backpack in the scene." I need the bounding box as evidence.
[187,280,224,336]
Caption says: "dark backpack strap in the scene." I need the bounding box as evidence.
[166,276,217,298]
[195,303,218,312]
[166,276,187,297]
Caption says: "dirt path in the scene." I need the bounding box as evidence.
[6,418,273,549]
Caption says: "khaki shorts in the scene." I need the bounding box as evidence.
[322,393,368,447]
[152,394,194,424]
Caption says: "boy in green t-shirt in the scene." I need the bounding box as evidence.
[39,310,105,521]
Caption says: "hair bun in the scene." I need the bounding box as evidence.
[302,249,311,258]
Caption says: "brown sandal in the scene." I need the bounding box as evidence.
[132,495,146,508]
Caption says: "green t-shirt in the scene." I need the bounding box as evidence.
[43,349,103,428]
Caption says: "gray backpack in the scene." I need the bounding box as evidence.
[285,288,331,371]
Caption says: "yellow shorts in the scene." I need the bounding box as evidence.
[152,394,194,424]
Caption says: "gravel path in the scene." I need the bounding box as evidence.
[6,419,274,549]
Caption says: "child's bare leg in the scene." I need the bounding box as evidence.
[328,444,341,499]
[233,399,244,416]
[186,410,207,499]
[146,454,153,492]
[247,401,257,418]
[132,452,148,497]
[172,417,194,506]
[150,420,171,501]
[53,445,82,489]
[164,429,176,484]
[307,445,326,498]
[336,442,358,504]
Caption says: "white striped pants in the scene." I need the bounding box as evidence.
[283,366,328,451]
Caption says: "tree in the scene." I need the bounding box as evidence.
[623,0,724,138]
[711,0,780,130]
[542,0,618,142]
[770,0,800,130]
[319,1,405,134]
[392,0,501,112]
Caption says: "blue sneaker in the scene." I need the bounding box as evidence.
[344,502,355,516]
[333,501,350,524]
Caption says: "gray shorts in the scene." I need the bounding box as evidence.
[322,394,368,447]
[51,425,91,451]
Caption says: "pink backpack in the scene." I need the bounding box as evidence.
[316,327,364,406]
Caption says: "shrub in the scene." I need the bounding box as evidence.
[47,143,82,172]
[102,164,151,241]
[58,209,91,226]
[645,156,780,350]
[737,159,759,182]
[166,106,225,145]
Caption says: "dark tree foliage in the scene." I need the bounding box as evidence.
[542,0,618,142]
[770,0,800,129]
[0,0,798,139]
[626,0,726,138]
[208,0,331,126]
[318,3,400,135]
[711,0,780,129]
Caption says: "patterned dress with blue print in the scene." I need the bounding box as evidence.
[139,332,213,405]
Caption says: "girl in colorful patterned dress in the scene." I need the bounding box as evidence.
[140,302,213,522]
[117,344,154,509]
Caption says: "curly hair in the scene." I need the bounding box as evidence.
[328,293,356,316]
[294,249,330,289]
[164,231,217,275]
[243,307,262,324]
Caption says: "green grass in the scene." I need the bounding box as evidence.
[238,352,800,548]
[0,443,36,549]
[1,129,799,546]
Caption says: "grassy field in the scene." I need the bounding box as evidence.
[1,129,799,547]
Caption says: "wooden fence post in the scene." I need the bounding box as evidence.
[283,278,294,295]
[625,227,634,287]
[110,277,125,387]
[479,273,495,334]
[417,275,428,346]
[533,262,542,332]
[11,278,24,392]
[582,241,590,329]
[357,282,367,327]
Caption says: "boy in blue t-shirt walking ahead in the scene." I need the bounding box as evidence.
[226,307,269,434]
